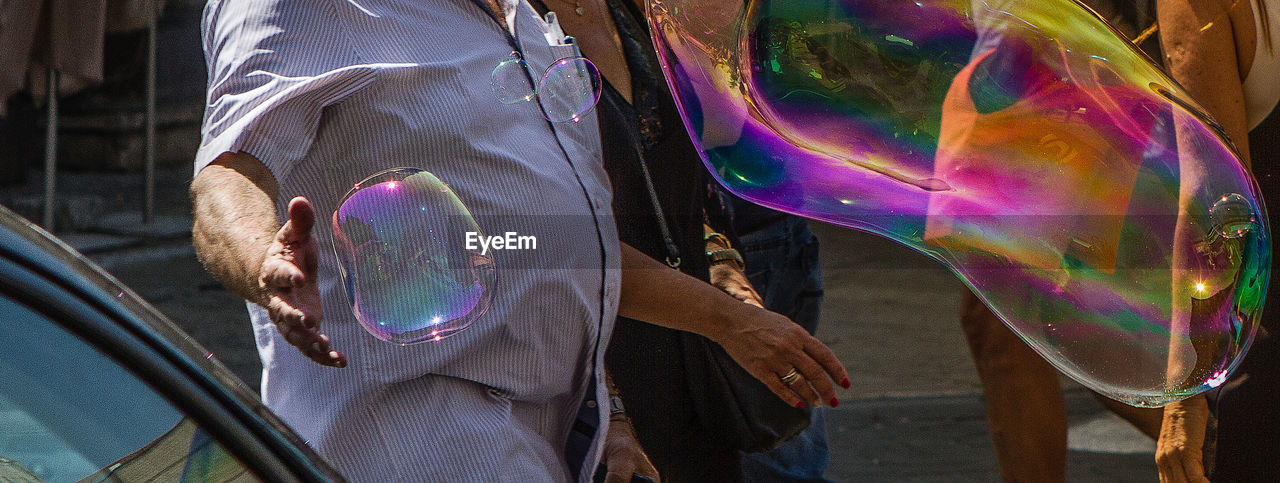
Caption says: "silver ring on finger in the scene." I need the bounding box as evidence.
[780,368,802,386]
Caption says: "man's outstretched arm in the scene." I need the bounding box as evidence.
[191,151,346,367]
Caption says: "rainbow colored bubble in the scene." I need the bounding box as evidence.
[331,168,495,344]
[649,0,1269,406]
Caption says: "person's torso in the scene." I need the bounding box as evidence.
[239,0,621,404]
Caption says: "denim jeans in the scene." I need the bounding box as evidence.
[736,216,831,483]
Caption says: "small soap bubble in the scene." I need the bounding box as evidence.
[1210,193,1256,239]
[650,0,1269,405]
[537,57,602,123]
[332,168,495,344]
[491,55,537,104]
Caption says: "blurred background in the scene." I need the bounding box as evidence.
[0,0,203,232]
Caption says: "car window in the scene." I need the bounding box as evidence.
[0,297,256,482]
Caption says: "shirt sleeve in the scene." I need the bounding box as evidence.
[195,0,375,181]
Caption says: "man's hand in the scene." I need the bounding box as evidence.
[261,197,346,368]
[192,153,346,368]
[602,415,660,483]
[1156,395,1209,483]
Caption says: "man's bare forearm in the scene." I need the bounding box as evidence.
[190,152,281,306]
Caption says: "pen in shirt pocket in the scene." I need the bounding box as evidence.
[541,10,569,46]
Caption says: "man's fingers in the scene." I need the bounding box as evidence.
[281,323,314,348]
[1182,456,1208,483]
[603,454,641,483]
[773,328,844,405]
[272,197,320,278]
[261,258,305,288]
[272,304,316,347]
[261,205,336,369]
[267,297,345,368]
[273,293,317,327]
[282,196,316,242]
[1157,453,1187,483]
[284,326,346,367]
[307,347,347,367]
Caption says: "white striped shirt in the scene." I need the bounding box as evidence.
[197,0,620,480]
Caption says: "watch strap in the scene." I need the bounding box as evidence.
[608,394,627,416]
[706,247,745,270]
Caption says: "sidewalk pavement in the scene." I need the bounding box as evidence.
[812,222,1157,482]
[4,167,1160,481]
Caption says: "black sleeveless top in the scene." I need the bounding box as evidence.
[531,0,748,478]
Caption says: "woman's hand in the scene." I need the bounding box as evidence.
[711,301,849,409]
[617,242,849,409]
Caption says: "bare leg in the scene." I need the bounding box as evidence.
[961,290,1066,483]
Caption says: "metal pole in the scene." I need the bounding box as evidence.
[144,0,158,224]
[43,68,58,230]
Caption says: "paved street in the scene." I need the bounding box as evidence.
[809,222,1157,481]
[54,171,1158,480]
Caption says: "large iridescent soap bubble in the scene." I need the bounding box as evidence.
[650,0,1270,406]
[331,168,496,344]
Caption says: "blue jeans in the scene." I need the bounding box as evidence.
[736,216,831,482]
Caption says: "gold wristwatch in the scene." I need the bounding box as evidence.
[704,232,745,270]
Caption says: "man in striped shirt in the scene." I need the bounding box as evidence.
[191,0,847,480]
[193,0,627,479]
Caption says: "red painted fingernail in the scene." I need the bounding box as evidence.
[795,401,805,409]
[841,378,850,389]
[830,398,840,408]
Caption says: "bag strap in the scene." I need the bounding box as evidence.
[635,147,682,268]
